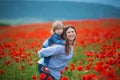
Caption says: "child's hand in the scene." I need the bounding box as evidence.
[50,44,55,46]
[64,41,66,44]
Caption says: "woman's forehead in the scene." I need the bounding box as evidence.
[66,28,75,32]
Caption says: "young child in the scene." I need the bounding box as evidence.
[41,20,66,73]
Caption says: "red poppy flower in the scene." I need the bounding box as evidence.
[64,66,68,71]
[70,63,75,71]
[19,65,25,70]
[47,76,53,80]
[60,76,68,80]
[6,60,11,65]
[32,75,36,80]
[60,70,64,74]
[76,65,83,71]
[0,70,3,75]
[39,73,46,80]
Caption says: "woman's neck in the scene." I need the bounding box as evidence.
[69,41,73,48]
[69,40,73,45]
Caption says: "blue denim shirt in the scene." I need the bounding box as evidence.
[38,44,73,79]
[43,33,65,48]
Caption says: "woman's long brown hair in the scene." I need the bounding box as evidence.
[62,25,76,54]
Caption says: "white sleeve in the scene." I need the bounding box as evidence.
[38,45,63,58]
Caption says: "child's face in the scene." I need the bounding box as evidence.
[55,27,63,35]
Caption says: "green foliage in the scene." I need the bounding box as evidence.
[0,22,10,27]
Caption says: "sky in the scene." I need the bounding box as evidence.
[29,0,120,8]
[0,0,120,24]
[1,0,120,8]
[0,0,120,7]
[61,0,120,8]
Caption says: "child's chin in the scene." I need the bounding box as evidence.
[59,34,62,35]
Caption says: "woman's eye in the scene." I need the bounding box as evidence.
[72,31,74,33]
[67,32,70,34]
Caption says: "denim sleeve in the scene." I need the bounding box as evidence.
[38,45,63,58]
[52,35,65,45]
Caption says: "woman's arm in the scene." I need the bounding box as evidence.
[38,45,63,58]
[42,39,49,48]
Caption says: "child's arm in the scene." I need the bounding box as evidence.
[52,35,66,45]
[53,39,66,45]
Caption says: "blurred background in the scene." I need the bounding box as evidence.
[0,0,120,25]
[0,1,120,80]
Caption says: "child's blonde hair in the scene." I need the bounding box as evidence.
[50,20,64,34]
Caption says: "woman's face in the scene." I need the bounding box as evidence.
[66,27,76,41]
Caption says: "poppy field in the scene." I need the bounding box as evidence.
[0,18,120,80]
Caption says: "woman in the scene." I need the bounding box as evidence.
[38,25,77,80]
